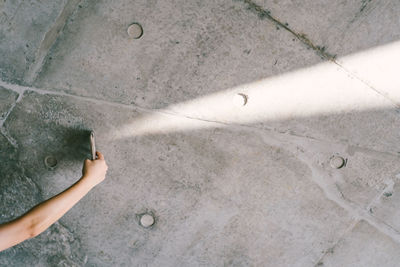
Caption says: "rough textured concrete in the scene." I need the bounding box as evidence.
[0,87,18,121]
[0,133,86,266]
[1,0,400,266]
[318,220,400,267]
[251,0,400,57]
[2,91,356,266]
[0,0,79,84]
[34,0,322,108]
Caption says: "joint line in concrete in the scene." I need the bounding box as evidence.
[236,0,336,60]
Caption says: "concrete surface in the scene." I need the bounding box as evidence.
[0,87,18,120]
[1,0,400,266]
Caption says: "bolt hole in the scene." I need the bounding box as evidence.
[139,213,155,228]
[127,23,143,39]
[44,156,58,169]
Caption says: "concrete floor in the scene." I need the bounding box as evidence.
[1,0,400,266]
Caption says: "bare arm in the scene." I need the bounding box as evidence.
[0,151,108,252]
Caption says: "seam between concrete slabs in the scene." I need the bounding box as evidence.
[23,0,83,85]
[236,0,337,60]
[1,79,399,159]
[334,61,400,110]
[236,0,400,111]
[1,1,399,261]
[11,0,398,136]
[313,219,360,266]
[0,87,25,147]
[314,171,400,266]
[0,86,24,128]
[9,0,397,136]
[285,139,400,247]
[2,82,400,251]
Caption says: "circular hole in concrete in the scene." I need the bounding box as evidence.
[330,156,345,169]
[140,214,155,228]
[127,23,143,39]
[44,155,58,169]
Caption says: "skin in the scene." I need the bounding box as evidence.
[0,151,108,252]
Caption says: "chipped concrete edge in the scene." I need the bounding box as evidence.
[23,0,83,85]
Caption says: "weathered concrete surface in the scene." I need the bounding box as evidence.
[251,0,400,58]
[1,0,400,266]
[248,0,400,112]
[34,0,322,108]
[0,0,77,84]
[3,91,357,266]
[160,61,400,154]
[0,133,86,266]
[369,177,400,231]
[338,40,400,108]
[0,86,18,121]
[2,89,400,266]
[318,220,400,267]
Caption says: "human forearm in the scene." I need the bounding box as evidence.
[0,176,96,252]
[0,151,108,252]
[23,176,94,237]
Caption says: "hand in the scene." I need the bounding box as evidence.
[81,151,108,187]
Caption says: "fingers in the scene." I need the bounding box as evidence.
[96,151,104,160]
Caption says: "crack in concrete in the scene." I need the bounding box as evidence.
[0,127,86,263]
[1,1,399,262]
[349,0,374,24]
[256,129,400,254]
[1,92,398,259]
[21,172,87,264]
[236,0,400,112]
[1,79,399,159]
[334,61,400,110]
[236,0,337,60]
[0,90,24,129]
[0,87,25,148]
[0,127,18,148]
[23,0,83,85]
[291,143,400,247]
[1,87,400,258]
[313,219,360,266]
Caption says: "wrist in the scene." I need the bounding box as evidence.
[79,175,96,190]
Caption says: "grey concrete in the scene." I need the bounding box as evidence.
[0,133,86,266]
[0,0,78,84]
[33,0,322,108]
[0,87,18,121]
[1,0,400,266]
[251,0,400,57]
[318,220,400,267]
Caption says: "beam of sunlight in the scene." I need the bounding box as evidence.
[115,41,400,139]
[338,40,400,105]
